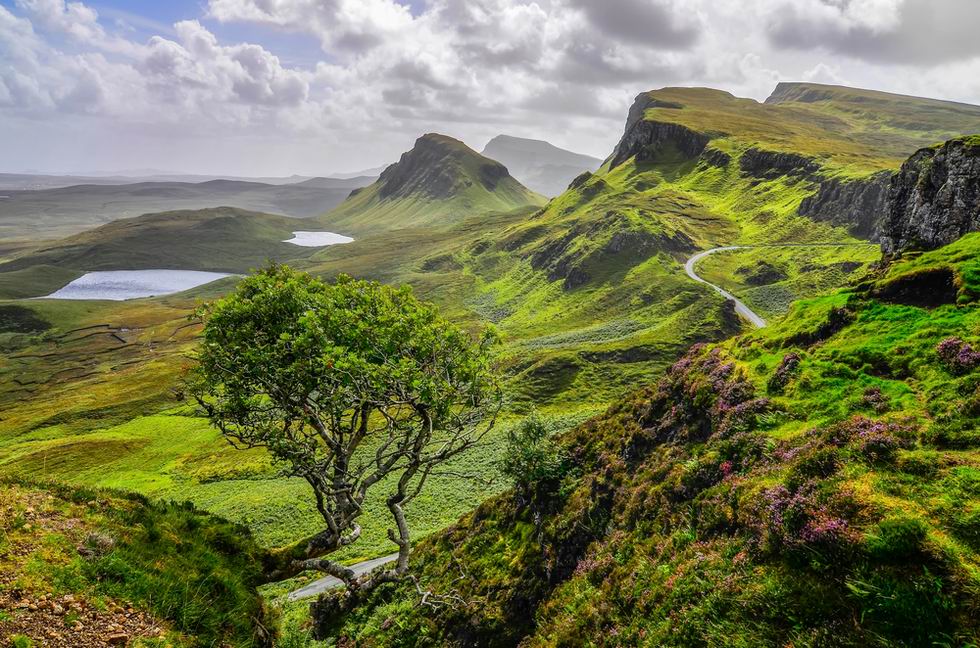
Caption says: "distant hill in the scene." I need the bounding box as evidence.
[0,172,318,190]
[481,134,602,196]
[0,207,320,296]
[293,175,378,189]
[321,133,546,233]
[0,176,376,242]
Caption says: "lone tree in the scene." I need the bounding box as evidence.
[188,264,501,608]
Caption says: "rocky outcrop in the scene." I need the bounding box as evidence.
[798,172,892,240]
[739,148,820,180]
[881,137,980,254]
[607,94,709,169]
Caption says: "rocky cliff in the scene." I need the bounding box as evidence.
[798,172,892,240]
[882,136,980,254]
[377,133,511,200]
[607,93,708,169]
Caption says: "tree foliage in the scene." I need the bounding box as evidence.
[188,264,501,601]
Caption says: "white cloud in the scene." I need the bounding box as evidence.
[2,0,980,175]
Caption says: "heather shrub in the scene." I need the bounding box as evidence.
[861,387,889,413]
[936,337,980,374]
[767,352,802,394]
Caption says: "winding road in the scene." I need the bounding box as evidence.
[683,243,878,329]
[684,246,766,328]
[287,553,399,601]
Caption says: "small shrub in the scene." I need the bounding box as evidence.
[861,387,889,413]
[767,353,802,394]
[499,412,565,496]
[936,337,980,374]
[11,637,33,648]
[866,516,928,561]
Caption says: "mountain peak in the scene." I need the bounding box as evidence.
[322,133,545,231]
[481,134,601,196]
[376,132,513,201]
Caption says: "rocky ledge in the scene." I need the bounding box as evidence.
[882,136,980,254]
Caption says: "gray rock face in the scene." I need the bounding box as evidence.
[798,172,892,240]
[881,137,980,254]
[739,148,819,179]
[607,94,709,169]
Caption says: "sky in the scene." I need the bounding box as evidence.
[2,0,980,177]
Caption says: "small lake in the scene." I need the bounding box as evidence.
[283,231,354,247]
[45,270,233,301]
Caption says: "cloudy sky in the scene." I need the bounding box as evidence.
[2,0,979,176]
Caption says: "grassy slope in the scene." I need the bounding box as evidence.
[325,233,980,647]
[0,479,267,647]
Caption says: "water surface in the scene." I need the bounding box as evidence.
[45,269,233,301]
[283,231,354,247]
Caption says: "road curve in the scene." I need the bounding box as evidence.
[684,243,878,329]
[684,246,767,328]
[287,553,400,602]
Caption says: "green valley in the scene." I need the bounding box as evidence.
[2,81,980,647]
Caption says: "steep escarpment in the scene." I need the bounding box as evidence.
[607,93,709,169]
[882,136,980,254]
[328,235,980,646]
[798,172,892,239]
[321,134,545,232]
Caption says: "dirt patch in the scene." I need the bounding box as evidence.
[873,267,959,308]
[0,486,167,648]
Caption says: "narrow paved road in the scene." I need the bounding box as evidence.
[684,243,877,329]
[684,246,766,328]
[288,553,399,602]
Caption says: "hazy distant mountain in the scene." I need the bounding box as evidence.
[293,176,379,189]
[480,134,602,196]
[328,166,390,180]
[322,133,545,232]
[0,172,328,191]
[0,176,376,241]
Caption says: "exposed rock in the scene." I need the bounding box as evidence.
[699,147,731,168]
[881,137,980,254]
[798,172,892,239]
[872,267,959,307]
[607,94,709,169]
[739,148,820,179]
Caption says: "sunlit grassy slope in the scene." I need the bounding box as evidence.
[324,233,980,647]
[0,479,267,647]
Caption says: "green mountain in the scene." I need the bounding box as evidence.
[4,83,980,647]
[319,133,546,234]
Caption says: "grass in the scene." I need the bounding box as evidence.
[0,479,268,647]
